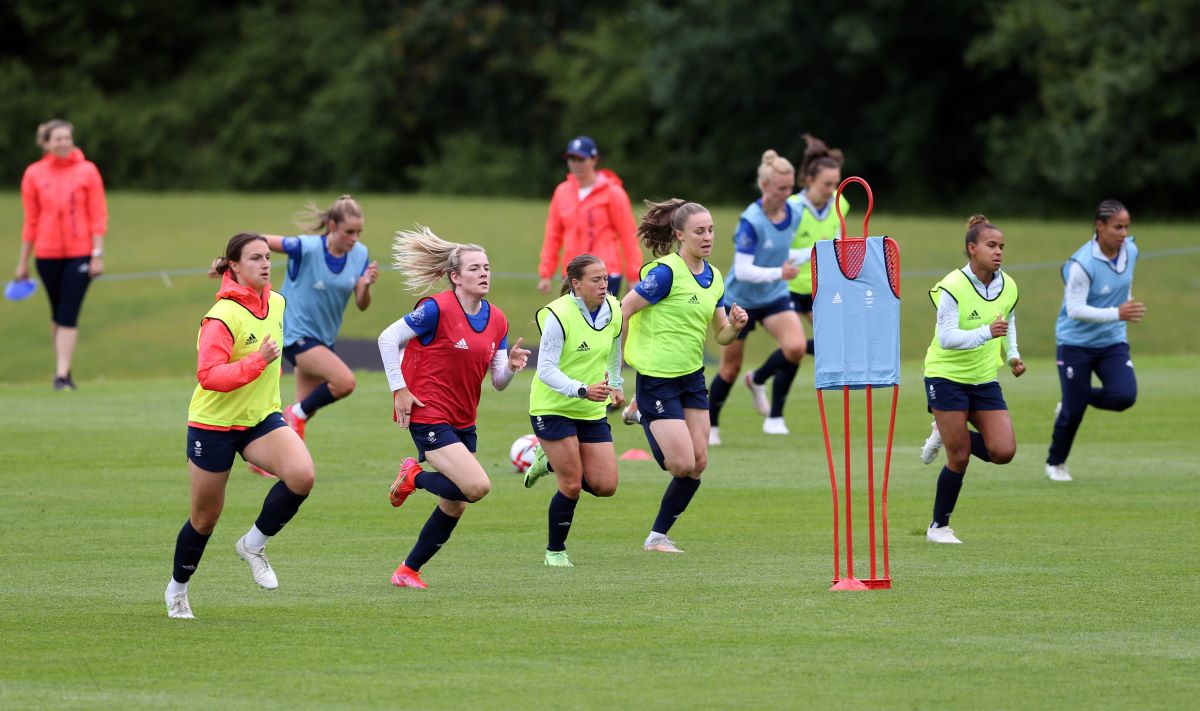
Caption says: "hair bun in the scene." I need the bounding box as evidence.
[761,149,779,165]
[965,214,990,229]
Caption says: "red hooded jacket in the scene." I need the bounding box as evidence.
[539,169,642,285]
[21,148,108,259]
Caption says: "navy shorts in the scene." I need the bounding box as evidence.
[187,412,287,473]
[924,377,1007,413]
[36,257,92,328]
[410,422,478,462]
[736,295,794,340]
[283,337,334,367]
[636,368,709,422]
[790,292,814,316]
[530,414,613,443]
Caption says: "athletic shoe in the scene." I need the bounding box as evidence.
[744,372,770,416]
[708,427,722,446]
[644,532,684,553]
[283,404,306,441]
[1045,463,1073,482]
[389,457,422,507]
[544,550,574,567]
[247,462,275,478]
[165,590,194,619]
[621,401,642,425]
[523,445,551,489]
[53,374,76,391]
[390,564,428,589]
[920,421,943,465]
[763,417,789,435]
[926,524,962,544]
[235,535,279,589]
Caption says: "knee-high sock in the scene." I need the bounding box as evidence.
[652,477,702,535]
[752,349,791,385]
[254,480,309,537]
[404,506,461,570]
[299,382,337,417]
[414,470,470,502]
[172,519,211,584]
[708,374,733,426]
[769,361,800,418]
[931,466,964,527]
[547,491,579,552]
[969,430,992,462]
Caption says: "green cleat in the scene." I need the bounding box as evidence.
[523,445,551,488]
[544,550,573,567]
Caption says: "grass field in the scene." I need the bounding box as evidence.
[2,193,1198,708]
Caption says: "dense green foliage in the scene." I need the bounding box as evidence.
[2,0,1197,211]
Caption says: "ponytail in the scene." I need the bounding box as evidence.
[637,199,710,258]
[391,226,486,294]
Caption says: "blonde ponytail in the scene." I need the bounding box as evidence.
[391,226,486,294]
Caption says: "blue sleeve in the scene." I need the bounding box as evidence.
[734,218,758,255]
[499,334,509,351]
[358,245,370,276]
[403,299,440,343]
[282,237,303,258]
[634,264,674,305]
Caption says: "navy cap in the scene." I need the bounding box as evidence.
[564,136,598,159]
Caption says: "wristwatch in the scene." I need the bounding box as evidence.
[577,385,588,398]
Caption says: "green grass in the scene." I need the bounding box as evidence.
[1,356,1198,709]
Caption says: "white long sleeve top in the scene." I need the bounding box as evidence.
[935,263,1020,362]
[535,295,624,397]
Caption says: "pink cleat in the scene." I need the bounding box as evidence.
[283,405,306,441]
[390,564,428,589]
[389,457,422,508]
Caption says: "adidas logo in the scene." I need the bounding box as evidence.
[313,280,326,291]
[454,338,468,350]
[576,341,590,352]
[688,294,700,304]
[832,292,842,304]
[966,309,981,320]
[1100,285,1112,295]
[245,333,258,345]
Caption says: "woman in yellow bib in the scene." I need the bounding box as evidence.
[522,254,624,567]
[620,199,748,553]
[921,215,1026,544]
[165,233,314,619]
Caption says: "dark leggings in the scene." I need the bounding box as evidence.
[36,257,92,327]
[1046,342,1137,465]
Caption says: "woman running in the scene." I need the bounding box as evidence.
[920,215,1026,544]
[522,254,624,567]
[378,227,530,588]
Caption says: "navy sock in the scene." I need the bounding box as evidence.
[806,338,815,357]
[405,506,461,570]
[753,349,790,385]
[931,466,964,527]
[708,374,733,426]
[652,476,702,534]
[580,478,596,496]
[547,491,579,552]
[413,470,470,502]
[172,519,211,584]
[769,361,799,418]
[299,382,337,417]
[969,430,992,462]
[254,480,309,536]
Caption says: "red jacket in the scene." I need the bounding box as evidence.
[21,148,108,259]
[195,273,271,395]
[539,169,642,285]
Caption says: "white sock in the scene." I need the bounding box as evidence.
[167,578,188,596]
[645,531,664,544]
[291,402,308,421]
[243,525,270,551]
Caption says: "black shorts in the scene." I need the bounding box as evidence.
[187,412,287,473]
[283,337,334,367]
[790,292,814,316]
[924,377,1008,413]
[736,295,794,340]
[409,422,478,462]
[635,368,709,422]
[35,257,92,328]
[530,414,613,443]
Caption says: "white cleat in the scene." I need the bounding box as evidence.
[1045,463,1073,482]
[708,427,722,446]
[762,417,789,435]
[920,421,943,465]
[621,402,642,426]
[927,524,962,544]
[644,532,685,553]
[236,535,279,589]
[744,372,771,416]
[166,590,195,619]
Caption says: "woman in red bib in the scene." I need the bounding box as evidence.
[377,227,530,589]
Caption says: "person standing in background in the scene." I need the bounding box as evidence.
[14,119,108,390]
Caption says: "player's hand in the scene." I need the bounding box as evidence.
[393,388,425,428]
[88,256,104,278]
[14,262,28,281]
[989,315,1009,338]
[360,260,379,286]
[257,334,281,364]
[508,337,531,372]
[728,303,749,330]
[585,376,612,402]
[1009,357,1026,378]
[781,259,800,281]
[609,388,626,409]
[1118,300,1146,322]
[537,277,552,294]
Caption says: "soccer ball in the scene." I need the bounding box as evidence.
[510,434,539,473]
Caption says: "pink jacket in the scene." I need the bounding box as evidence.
[539,169,642,284]
[21,148,107,259]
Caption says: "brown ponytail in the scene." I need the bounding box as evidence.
[637,199,710,258]
[213,232,268,275]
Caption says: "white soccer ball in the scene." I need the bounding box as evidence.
[510,434,539,473]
